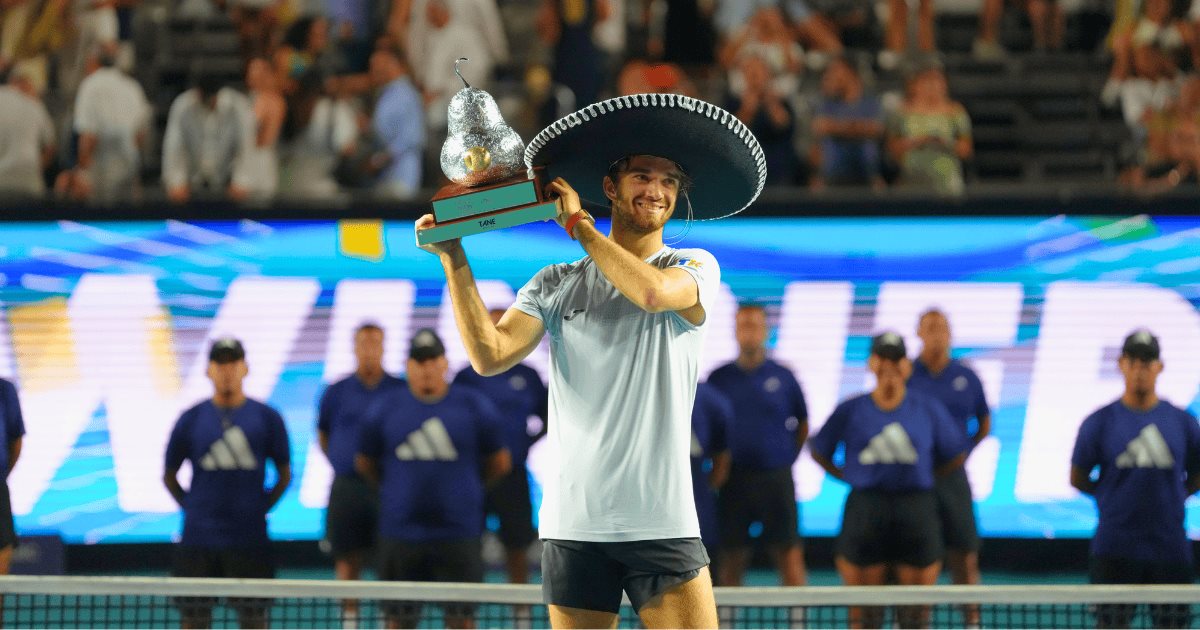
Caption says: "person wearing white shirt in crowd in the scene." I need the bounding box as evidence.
[0,68,54,198]
[71,47,150,203]
[162,68,255,203]
[244,57,285,200]
[395,0,508,130]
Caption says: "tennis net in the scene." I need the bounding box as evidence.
[3,575,1200,628]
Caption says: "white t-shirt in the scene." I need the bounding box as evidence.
[514,246,720,542]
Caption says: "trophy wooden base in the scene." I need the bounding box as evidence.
[418,170,558,246]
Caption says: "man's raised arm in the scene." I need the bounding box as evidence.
[416,215,546,375]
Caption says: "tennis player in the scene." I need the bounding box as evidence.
[417,93,765,629]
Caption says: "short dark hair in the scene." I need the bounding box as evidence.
[355,322,384,337]
[606,155,694,196]
[737,302,766,314]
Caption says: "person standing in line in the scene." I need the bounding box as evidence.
[0,375,24,576]
[318,322,405,628]
[163,338,292,629]
[906,308,991,627]
[1071,330,1200,629]
[690,381,733,571]
[356,328,511,629]
[707,303,808,588]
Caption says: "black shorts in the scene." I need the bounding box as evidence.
[836,489,942,568]
[935,468,980,553]
[485,468,536,549]
[0,481,16,549]
[541,538,710,613]
[171,545,275,612]
[717,466,800,548]
[324,474,378,556]
[377,537,483,621]
[1090,555,1195,628]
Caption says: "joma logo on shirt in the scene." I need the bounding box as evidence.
[395,418,460,461]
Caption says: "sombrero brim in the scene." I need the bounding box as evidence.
[523,93,766,220]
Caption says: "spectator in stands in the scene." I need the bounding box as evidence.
[317,323,404,628]
[163,338,292,629]
[690,381,732,570]
[1070,330,1200,629]
[0,377,24,577]
[1104,0,1198,126]
[369,46,423,199]
[277,70,358,198]
[0,66,54,198]
[810,56,884,191]
[228,0,279,64]
[68,46,150,203]
[719,6,803,98]
[616,55,699,96]
[454,308,548,585]
[0,0,71,95]
[274,16,340,97]
[974,0,1064,59]
[907,309,991,628]
[646,0,719,69]
[886,65,973,196]
[713,0,842,55]
[356,329,510,630]
[161,67,255,203]
[395,0,509,131]
[325,0,372,73]
[1126,76,1200,190]
[536,0,607,109]
[729,54,800,186]
[809,332,968,629]
[244,56,284,200]
[707,304,808,588]
[58,0,118,98]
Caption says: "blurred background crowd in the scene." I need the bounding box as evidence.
[0,0,1197,205]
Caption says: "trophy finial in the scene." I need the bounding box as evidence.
[455,58,470,89]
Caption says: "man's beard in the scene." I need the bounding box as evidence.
[614,196,675,234]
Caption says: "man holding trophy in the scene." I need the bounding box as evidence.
[416,63,766,629]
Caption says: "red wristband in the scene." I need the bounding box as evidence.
[565,211,591,240]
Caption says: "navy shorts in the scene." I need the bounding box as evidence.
[836,489,942,568]
[324,474,378,556]
[541,538,709,613]
[485,469,536,549]
[935,468,980,553]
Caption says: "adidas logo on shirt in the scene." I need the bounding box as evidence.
[858,422,919,465]
[199,426,259,471]
[395,417,460,461]
[1116,425,1175,469]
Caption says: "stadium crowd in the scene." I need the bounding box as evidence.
[4,0,1198,202]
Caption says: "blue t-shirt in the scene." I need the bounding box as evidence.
[908,358,990,445]
[707,360,807,470]
[164,399,291,549]
[809,391,967,492]
[0,378,25,476]
[453,363,547,466]
[691,382,732,548]
[359,385,505,542]
[815,94,883,184]
[1071,399,1200,564]
[317,373,405,476]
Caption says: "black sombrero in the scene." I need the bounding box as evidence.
[524,93,767,220]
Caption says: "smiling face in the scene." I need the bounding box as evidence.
[603,155,685,234]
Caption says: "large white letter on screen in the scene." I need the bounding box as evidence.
[873,282,1023,500]
[301,280,415,508]
[437,280,551,382]
[776,282,854,501]
[699,284,739,379]
[1016,282,1200,501]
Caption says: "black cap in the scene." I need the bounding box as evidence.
[1122,329,1161,361]
[209,337,245,363]
[870,331,908,361]
[408,328,446,361]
